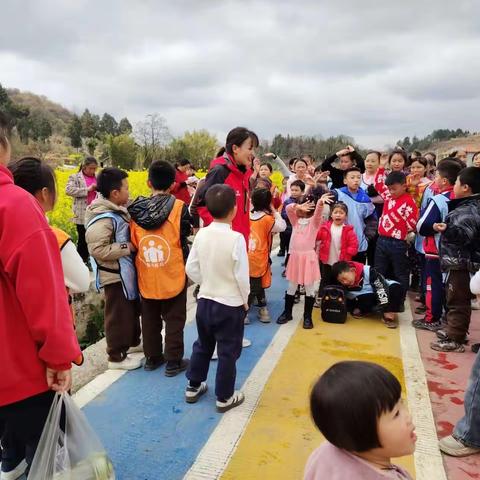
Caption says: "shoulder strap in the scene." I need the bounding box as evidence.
[86,211,119,230]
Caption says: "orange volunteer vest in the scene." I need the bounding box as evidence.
[131,199,186,300]
[248,213,275,288]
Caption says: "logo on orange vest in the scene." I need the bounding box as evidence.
[139,235,171,267]
[248,231,260,253]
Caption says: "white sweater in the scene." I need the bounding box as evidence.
[186,222,250,307]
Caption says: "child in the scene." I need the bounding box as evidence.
[413,160,463,331]
[430,167,480,352]
[333,167,376,264]
[388,149,409,173]
[374,170,418,307]
[305,361,415,479]
[277,192,333,329]
[472,152,480,168]
[286,158,315,197]
[185,185,249,412]
[259,162,282,209]
[280,179,305,267]
[316,202,358,298]
[322,145,365,189]
[129,161,192,374]
[248,188,286,322]
[331,261,403,328]
[86,167,142,370]
[406,157,432,208]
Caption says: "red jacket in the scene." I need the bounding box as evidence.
[197,154,252,244]
[316,221,359,263]
[171,169,191,204]
[0,165,81,407]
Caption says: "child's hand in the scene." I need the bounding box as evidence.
[319,193,335,205]
[409,173,421,187]
[243,304,249,312]
[297,201,315,213]
[304,175,315,186]
[380,152,389,168]
[314,171,330,183]
[88,184,97,192]
[433,222,447,232]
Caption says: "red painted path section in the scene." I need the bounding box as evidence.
[410,295,480,479]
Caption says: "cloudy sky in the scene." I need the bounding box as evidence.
[2,0,480,148]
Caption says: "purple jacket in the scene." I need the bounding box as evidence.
[304,442,413,480]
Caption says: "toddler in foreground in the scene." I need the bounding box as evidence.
[305,361,415,479]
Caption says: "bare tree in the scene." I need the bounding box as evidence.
[134,114,171,167]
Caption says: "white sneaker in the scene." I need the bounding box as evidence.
[108,355,142,371]
[128,343,143,354]
[439,435,480,457]
[185,382,208,403]
[244,315,250,325]
[216,390,245,413]
[258,307,271,323]
[211,346,218,360]
[242,338,252,348]
[1,459,27,480]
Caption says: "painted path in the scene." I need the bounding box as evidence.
[76,255,480,479]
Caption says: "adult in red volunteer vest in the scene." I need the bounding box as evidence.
[0,130,81,478]
[197,127,259,245]
[171,158,194,204]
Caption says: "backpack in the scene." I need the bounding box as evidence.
[321,286,347,324]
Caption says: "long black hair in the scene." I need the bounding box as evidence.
[8,156,57,199]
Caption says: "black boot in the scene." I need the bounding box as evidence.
[303,296,315,329]
[276,294,295,324]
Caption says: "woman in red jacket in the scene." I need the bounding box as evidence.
[316,202,358,300]
[0,131,81,478]
[196,127,259,245]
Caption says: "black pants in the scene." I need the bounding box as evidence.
[104,283,141,362]
[319,263,333,296]
[279,231,291,253]
[0,390,55,475]
[445,270,472,342]
[141,287,187,361]
[347,283,404,314]
[375,237,409,303]
[248,277,266,307]
[76,224,89,263]
[352,251,367,264]
[367,233,378,266]
[187,299,245,400]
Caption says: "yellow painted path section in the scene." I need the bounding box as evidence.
[221,310,415,480]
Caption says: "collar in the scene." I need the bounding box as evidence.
[210,221,232,230]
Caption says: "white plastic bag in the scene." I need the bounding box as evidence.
[29,392,115,480]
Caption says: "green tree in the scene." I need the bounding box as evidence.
[0,83,29,133]
[118,117,133,134]
[167,130,219,169]
[107,134,138,170]
[68,115,83,149]
[80,109,97,138]
[99,113,118,136]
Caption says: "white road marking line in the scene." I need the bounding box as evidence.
[398,299,447,480]
[183,306,302,480]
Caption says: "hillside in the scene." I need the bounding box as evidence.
[7,88,73,135]
[430,134,480,157]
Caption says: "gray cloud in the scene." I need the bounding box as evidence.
[2,0,480,148]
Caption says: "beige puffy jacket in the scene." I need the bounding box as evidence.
[85,198,133,288]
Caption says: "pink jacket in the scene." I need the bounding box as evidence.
[304,442,412,480]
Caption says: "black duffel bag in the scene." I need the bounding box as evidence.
[321,286,347,324]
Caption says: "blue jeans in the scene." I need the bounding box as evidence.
[454,351,480,447]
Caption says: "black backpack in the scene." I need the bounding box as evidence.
[321,286,347,324]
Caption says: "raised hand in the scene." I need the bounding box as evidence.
[320,193,335,205]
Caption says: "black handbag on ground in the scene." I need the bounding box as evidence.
[321,286,347,324]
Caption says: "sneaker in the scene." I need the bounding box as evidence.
[430,338,465,353]
[1,459,27,480]
[439,435,480,457]
[185,382,208,404]
[242,338,252,348]
[415,305,427,314]
[244,315,250,325]
[411,319,442,331]
[472,343,480,354]
[258,307,271,323]
[108,355,142,371]
[128,343,144,354]
[144,355,165,371]
[165,359,189,377]
[382,316,398,329]
[216,391,245,413]
[436,329,468,344]
[212,346,218,361]
[277,250,285,257]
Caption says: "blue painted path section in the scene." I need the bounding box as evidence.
[83,256,288,480]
